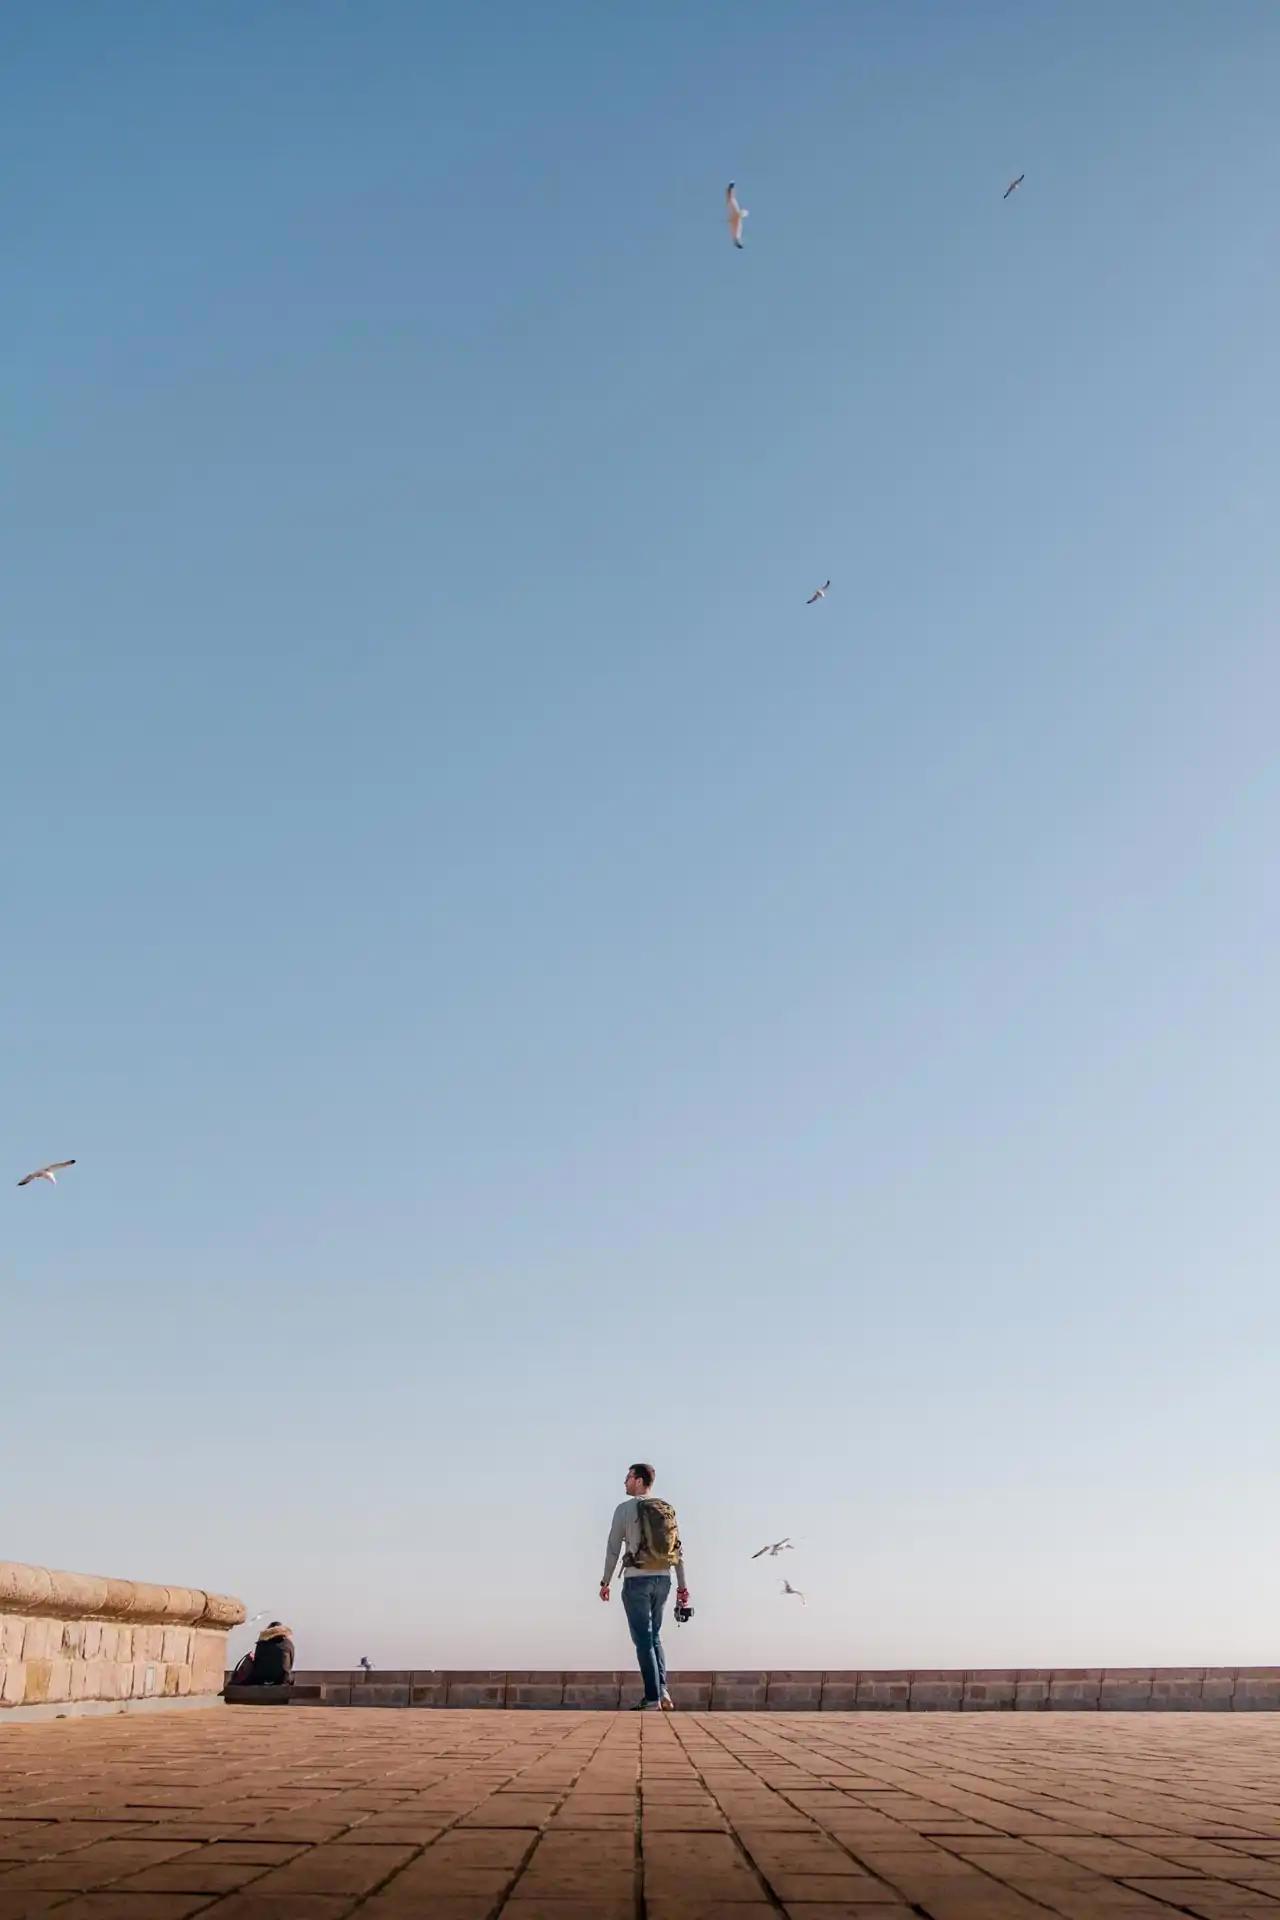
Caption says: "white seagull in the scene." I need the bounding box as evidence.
[752,1537,794,1559]
[17,1159,76,1188]
[806,581,831,605]
[781,1579,807,1606]
[726,182,747,249]
[1003,173,1025,200]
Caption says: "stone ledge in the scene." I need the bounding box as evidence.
[271,1667,1280,1711]
[2,1560,244,1714]
[0,1560,243,1627]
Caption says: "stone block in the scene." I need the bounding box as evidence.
[1201,1667,1236,1709]
[0,1615,28,1658]
[669,1677,713,1708]
[1048,1669,1102,1709]
[712,1671,768,1711]
[1014,1670,1051,1709]
[2,1661,27,1705]
[855,1671,912,1709]
[22,1617,58,1660]
[192,1629,229,1691]
[1233,1668,1280,1710]
[821,1672,860,1710]
[162,1627,193,1663]
[23,1658,53,1703]
[410,1672,448,1707]
[226,1682,293,1706]
[446,1671,507,1708]
[508,1684,565,1708]
[352,1683,410,1706]
[910,1672,965,1710]
[963,1669,1017,1710]
[1148,1668,1205,1709]
[82,1621,102,1660]
[1099,1669,1153,1708]
[766,1672,823,1710]
[564,1675,622,1708]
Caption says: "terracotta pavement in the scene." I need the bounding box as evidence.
[2,1707,1280,1918]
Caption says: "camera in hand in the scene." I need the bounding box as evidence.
[674,1601,694,1625]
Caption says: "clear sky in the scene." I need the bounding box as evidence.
[5,0,1279,1674]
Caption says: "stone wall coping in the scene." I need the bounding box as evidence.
[0,1560,244,1628]
[269,1665,1280,1713]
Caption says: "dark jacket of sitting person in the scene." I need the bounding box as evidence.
[251,1622,295,1685]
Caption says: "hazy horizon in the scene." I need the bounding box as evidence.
[7,0,1279,1673]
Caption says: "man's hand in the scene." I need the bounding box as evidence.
[599,1584,611,1603]
[676,1588,690,1607]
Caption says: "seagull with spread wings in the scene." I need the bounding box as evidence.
[752,1537,794,1559]
[807,581,830,605]
[17,1159,75,1188]
[1003,173,1025,199]
[726,182,748,249]
[781,1579,807,1606]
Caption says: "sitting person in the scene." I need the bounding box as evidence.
[249,1620,295,1686]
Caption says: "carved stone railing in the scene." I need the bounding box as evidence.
[0,1560,244,1718]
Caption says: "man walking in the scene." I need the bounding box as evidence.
[600,1462,690,1710]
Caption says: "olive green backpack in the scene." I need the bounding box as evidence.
[630,1498,682,1572]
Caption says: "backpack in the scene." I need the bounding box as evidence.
[227,1652,255,1691]
[631,1498,682,1572]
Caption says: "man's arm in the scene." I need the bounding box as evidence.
[676,1548,688,1601]
[600,1502,627,1593]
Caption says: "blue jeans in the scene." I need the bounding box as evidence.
[621,1573,670,1703]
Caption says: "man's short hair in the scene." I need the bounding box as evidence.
[629,1462,655,1489]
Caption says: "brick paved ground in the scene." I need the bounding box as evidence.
[2,1709,1280,1918]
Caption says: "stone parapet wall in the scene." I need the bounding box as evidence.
[1,1560,244,1716]
[281,1666,1280,1711]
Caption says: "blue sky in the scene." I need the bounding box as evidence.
[5,0,1279,1671]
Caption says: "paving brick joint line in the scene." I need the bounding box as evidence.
[3,1708,1280,1918]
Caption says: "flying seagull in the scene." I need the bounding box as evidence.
[726,182,747,249]
[752,1537,794,1559]
[1003,173,1025,200]
[359,1656,373,1674]
[781,1579,807,1606]
[806,581,830,605]
[17,1159,75,1188]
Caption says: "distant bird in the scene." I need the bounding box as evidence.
[781,1579,807,1607]
[806,581,830,605]
[1003,173,1025,200]
[752,1538,794,1559]
[17,1159,75,1188]
[359,1656,373,1674]
[726,182,748,249]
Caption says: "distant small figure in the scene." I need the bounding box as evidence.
[249,1620,295,1685]
[806,582,830,606]
[751,1537,794,1559]
[359,1656,373,1675]
[726,182,748,249]
[17,1159,75,1188]
[781,1579,807,1607]
[1003,173,1025,200]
